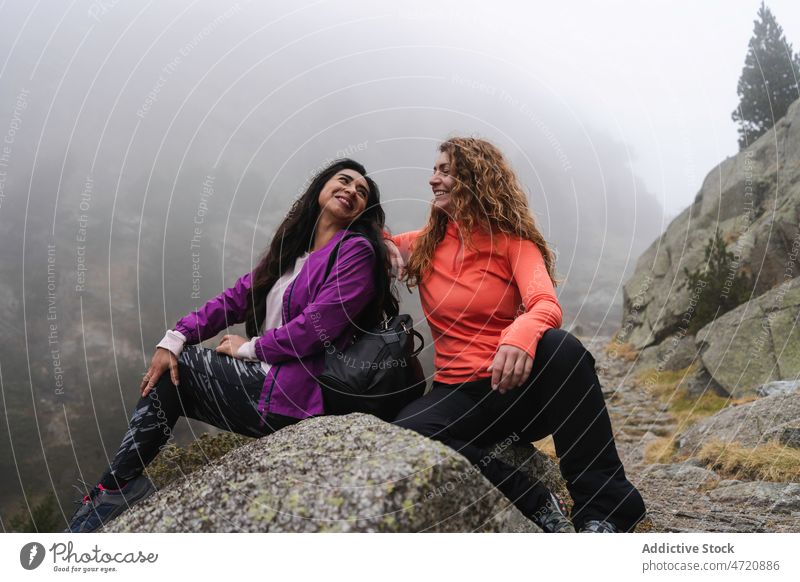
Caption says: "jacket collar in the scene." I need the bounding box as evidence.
[310,228,348,258]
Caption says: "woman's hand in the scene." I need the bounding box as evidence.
[141,347,179,397]
[384,239,405,279]
[216,334,248,358]
[488,345,533,394]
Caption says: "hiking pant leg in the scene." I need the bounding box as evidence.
[394,386,551,520]
[99,345,296,487]
[506,328,646,531]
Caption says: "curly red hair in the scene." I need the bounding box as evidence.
[404,137,558,287]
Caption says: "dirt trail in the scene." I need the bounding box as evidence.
[587,337,799,533]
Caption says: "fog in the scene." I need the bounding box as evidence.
[2,0,795,522]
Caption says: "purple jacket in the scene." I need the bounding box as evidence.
[173,230,377,419]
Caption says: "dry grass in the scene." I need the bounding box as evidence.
[636,365,738,470]
[637,365,697,390]
[532,435,557,459]
[636,366,798,483]
[146,432,253,488]
[604,340,639,362]
[730,395,760,406]
[696,440,800,482]
[634,515,656,532]
[638,364,731,427]
[643,436,678,465]
[667,391,731,427]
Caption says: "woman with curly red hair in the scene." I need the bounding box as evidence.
[387,137,646,533]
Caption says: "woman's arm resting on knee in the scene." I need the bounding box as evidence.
[215,334,249,358]
[140,347,179,397]
[170,272,253,345]
[488,345,533,394]
[490,238,563,392]
[156,329,187,357]
[148,274,253,387]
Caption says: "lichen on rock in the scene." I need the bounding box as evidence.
[106,414,559,533]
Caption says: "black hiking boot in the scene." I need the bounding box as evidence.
[530,491,575,533]
[64,475,155,533]
[579,519,619,533]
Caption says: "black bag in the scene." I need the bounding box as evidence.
[316,234,426,421]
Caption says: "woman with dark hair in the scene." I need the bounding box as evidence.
[66,159,396,533]
[386,137,646,533]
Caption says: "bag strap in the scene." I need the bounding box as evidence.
[409,328,424,357]
[324,232,425,356]
[323,232,368,281]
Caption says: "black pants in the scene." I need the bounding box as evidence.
[394,328,646,531]
[99,345,298,488]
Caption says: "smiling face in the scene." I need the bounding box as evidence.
[429,150,455,212]
[317,169,370,226]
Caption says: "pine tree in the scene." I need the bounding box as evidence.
[732,2,800,150]
[680,230,752,334]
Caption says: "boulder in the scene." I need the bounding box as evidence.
[641,461,720,489]
[637,333,699,372]
[694,277,800,397]
[620,97,800,350]
[106,414,557,533]
[497,442,570,503]
[707,482,800,514]
[756,380,800,398]
[676,392,800,456]
[764,424,800,449]
[716,479,744,488]
[682,365,728,399]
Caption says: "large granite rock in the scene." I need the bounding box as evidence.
[637,332,699,372]
[756,380,800,398]
[694,276,800,397]
[496,441,570,503]
[677,392,800,456]
[707,482,800,514]
[641,460,721,489]
[621,97,800,350]
[766,424,800,448]
[106,414,559,532]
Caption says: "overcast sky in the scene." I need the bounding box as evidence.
[1,0,799,332]
[0,0,800,216]
[3,0,799,218]
[524,0,800,219]
[412,0,800,219]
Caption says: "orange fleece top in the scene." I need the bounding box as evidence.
[391,222,563,384]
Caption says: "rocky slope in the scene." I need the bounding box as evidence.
[693,277,800,397]
[621,98,800,356]
[676,384,800,456]
[590,336,800,533]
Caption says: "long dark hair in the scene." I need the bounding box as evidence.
[244,159,397,338]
